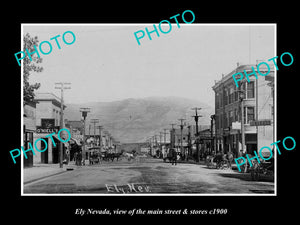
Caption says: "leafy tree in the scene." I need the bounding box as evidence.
[23,33,43,105]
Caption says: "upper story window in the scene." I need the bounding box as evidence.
[244,107,255,124]
[216,93,219,110]
[247,81,255,98]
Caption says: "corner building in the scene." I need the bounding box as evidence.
[212,63,274,158]
[32,93,67,164]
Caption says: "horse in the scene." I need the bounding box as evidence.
[169,148,177,165]
[112,152,123,161]
[89,152,100,165]
[124,152,135,161]
[106,152,121,162]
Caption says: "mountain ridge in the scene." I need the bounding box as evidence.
[64,96,214,143]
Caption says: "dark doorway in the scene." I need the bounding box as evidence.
[52,138,60,163]
[24,131,33,167]
[41,138,48,163]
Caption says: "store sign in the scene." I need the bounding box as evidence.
[72,134,83,140]
[36,126,60,133]
[36,118,59,133]
[250,120,271,126]
[232,122,241,130]
[10,128,71,164]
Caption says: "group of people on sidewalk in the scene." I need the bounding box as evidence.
[74,151,83,166]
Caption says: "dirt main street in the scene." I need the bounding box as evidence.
[23,157,274,194]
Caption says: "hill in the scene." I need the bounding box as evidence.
[64,96,214,143]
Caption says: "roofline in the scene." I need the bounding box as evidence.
[212,63,275,90]
[34,92,67,109]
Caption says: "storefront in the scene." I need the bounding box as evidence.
[33,118,64,164]
[24,125,34,167]
[23,102,36,168]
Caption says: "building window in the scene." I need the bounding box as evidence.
[224,89,228,106]
[246,107,255,123]
[247,81,255,98]
[234,86,238,102]
[240,82,246,98]
[224,113,228,128]
[234,108,238,122]
[271,105,274,117]
[229,87,234,104]
[216,93,219,109]
[229,110,234,124]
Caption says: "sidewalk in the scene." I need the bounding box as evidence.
[23,162,77,184]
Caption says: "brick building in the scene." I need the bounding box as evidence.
[212,63,274,157]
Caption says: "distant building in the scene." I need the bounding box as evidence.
[171,125,210,158]
[65,120,83,144]
[198,128,214,156]
[212,63,274,157]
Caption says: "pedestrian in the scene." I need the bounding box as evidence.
[227,151,233,169]
[214,152,223,169]
[74,152,78,166]
[169,148,177,165]
[78,151,82,166]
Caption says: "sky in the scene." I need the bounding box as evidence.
[24,24,275,107]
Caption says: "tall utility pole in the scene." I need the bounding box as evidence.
[163,129,168,148]
[90,119,99,146]
[55,82,71,168]
[97,125,103,149]
[187,124,191,161]
[178,118,186,158]
[154,134,159,157]
[152,136,155,155]
[236,85,246,172]
[239,91,246,155]
[80,107,90,163]
[170,123,176,148]
[192,107,202,162]
[210,115,216,154]
[159,132,163,156]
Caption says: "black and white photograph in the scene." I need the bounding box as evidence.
[4,4,299,221]
[21,24,276,195]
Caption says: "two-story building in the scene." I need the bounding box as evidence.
[212,63,274,157]
[33,92,67,164]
